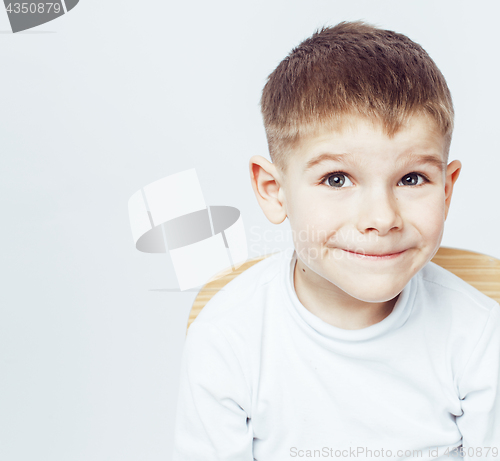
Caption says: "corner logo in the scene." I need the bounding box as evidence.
[3,0,79,33]
[128,169,248,292]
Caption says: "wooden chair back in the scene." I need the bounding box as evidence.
[187,247,500,333]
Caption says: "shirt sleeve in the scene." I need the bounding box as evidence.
[171,321,254,461]
[455,303,500,460]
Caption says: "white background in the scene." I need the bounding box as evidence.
[1,1,499,460]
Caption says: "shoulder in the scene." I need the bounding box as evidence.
[184,251,289,388]
[420,261,498,309]
[189,250,288,331]
[417,261,499,330]
[411,262,500,384]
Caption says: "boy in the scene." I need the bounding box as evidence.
[172,22,500,460]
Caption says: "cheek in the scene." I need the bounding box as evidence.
[287,191,350,247]
[406,193,446,242]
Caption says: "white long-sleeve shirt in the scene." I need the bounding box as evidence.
[172,249,500,460]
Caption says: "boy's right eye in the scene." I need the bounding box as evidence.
[321,172,354,188]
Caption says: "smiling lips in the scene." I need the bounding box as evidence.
[341,248,407,260]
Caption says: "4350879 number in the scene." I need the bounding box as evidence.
[5,3,62,14]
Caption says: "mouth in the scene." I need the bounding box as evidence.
[340,248,408,260]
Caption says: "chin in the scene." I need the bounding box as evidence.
[340,282,406,304]
[352,290,402,304]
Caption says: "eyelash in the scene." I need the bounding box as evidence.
[319,171,431,188]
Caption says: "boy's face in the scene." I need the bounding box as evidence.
[250,114,461,304]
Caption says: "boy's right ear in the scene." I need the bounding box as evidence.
[249,155,288,224]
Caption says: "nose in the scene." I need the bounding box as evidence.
[356,187,403,236]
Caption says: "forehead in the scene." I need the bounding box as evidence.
[287,114,447,174]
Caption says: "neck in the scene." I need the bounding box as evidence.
[293,257,399,330]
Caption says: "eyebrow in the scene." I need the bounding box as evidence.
[304,152,446,172]
[398,153,446,171]
[304,153,355,171]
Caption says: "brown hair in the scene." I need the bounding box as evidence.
[260,21,454,173]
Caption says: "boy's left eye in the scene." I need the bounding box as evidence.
[398,173,427,186]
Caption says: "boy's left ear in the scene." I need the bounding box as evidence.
[444,160,462,219]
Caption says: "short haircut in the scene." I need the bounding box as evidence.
[260,21,454,173]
